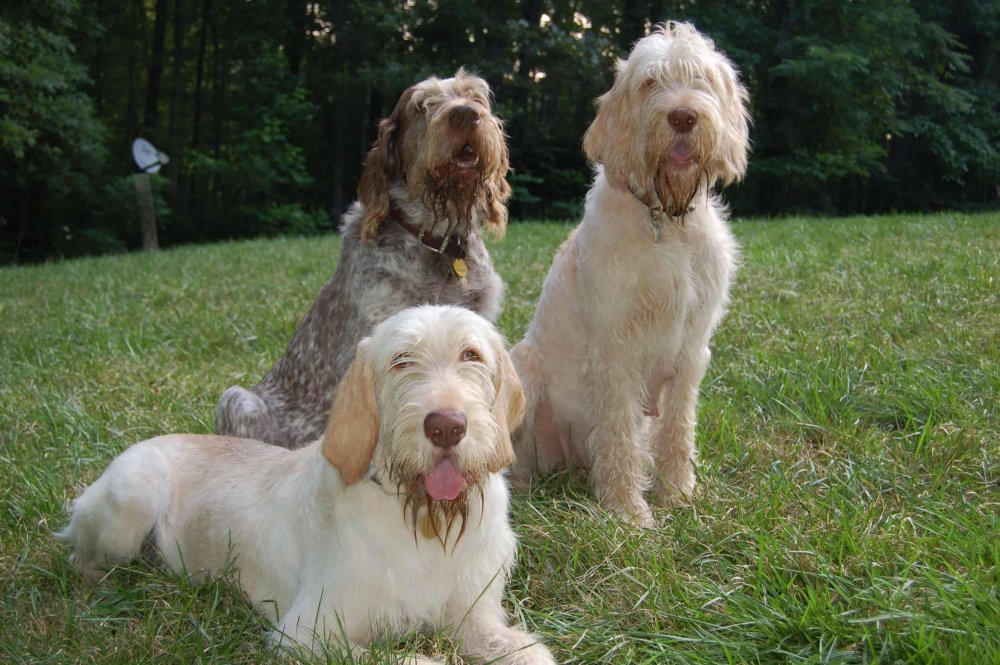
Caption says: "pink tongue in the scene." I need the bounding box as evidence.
[671,144,694,163]
[424,459,464,501]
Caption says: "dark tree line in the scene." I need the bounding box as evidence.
[1,0,997,262]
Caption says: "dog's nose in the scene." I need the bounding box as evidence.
[668,107,698,133]
[424,410,467,449]
[449,105,481,130]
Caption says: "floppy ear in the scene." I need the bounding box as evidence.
[717,67,751,188]
[582,60,641,190]
[321,344,379,485]
[358,87,414,242]
[487,341,525,473]
[480,126,511,240]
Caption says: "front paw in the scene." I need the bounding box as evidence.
[498,640,557,665]
[654,462,695,506]
[599,490,656,528]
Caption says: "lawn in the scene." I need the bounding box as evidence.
[1,212,997,664]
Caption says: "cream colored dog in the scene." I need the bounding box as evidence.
[511,23,750,527]
[59,305,555,665]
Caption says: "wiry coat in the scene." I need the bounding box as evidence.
[511,23,750,526]
[216,71,511,448]
[60,306,555,665]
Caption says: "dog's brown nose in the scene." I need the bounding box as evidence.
[424,410,467,449]
[449,105,481,130]
[668,107,698,134]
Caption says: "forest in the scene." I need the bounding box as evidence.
[1,0,997,262]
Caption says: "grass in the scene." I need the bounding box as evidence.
[1,211,997,664]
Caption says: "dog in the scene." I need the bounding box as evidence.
[510,23,750,527]
[215,69,512,449]
[58,305,555,664]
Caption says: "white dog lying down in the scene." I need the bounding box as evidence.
[58,305,555,665]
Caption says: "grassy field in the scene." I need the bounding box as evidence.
[1,212,997,664]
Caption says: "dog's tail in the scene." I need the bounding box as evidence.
[56,440,172,582]
[215,385,282,446]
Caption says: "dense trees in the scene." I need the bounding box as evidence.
[1,0,996,262]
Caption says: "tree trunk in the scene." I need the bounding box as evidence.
[192,0,210,150]
[125,0,144,141]
[143,0,169,138]
[211,9,222,159]
[167,0,185,199]
[284,0,306,75]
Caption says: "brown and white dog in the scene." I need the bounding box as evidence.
[511,23,750,526]
[216,70,512,449]
[59,305,555,665]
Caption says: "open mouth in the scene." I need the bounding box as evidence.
[451,143,480,171]
[667,141,698,168]
[419,458,474,501]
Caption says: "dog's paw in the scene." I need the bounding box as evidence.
[400,656,446,665]
[654,464,695,507]
[602,493,656,529]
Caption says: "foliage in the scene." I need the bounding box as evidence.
[0,0,108,262]
[182,54,324,240]
[0,0,997,262]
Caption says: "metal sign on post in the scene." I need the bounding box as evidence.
[131,138,169,251]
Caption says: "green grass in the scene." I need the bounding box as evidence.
[1,212,997,664]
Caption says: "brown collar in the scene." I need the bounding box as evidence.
[388,207,467,260]
[627,186,695,242]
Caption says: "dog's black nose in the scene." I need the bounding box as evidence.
[424,410,467,449]
[668,107,698,133]
[449,105,481,130]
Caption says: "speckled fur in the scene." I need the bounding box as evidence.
[215,72,509,448]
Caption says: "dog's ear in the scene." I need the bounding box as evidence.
[480,123,511,240]
[321,343,379,485]
[717,68,751,188]
[583,59,640,190]
[358,87,414,242]
[487,340,524,473]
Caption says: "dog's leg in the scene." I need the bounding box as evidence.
[650,346,710,504]
[586,342,655,528]
[452,605,556,665]
[269,627,445,664]
[56,442,171,582]
[214,385,281,445]
[508,342,538,485]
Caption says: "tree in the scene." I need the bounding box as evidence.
[0,0,109,261]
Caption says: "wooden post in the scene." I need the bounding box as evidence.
[134,173,159,251]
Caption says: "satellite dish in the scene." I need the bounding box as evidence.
[131,138,170,174]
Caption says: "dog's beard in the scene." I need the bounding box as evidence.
[653,162,708,226]
[421,170,484,236]
[381,459,485,550]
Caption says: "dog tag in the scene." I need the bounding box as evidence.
[419,510,438,540]
[452,258,468,281]
[651,221,663,244]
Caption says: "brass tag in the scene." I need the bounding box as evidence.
[419,510,438,540]
[451,258,468,280]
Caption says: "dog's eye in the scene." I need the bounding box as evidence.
[391,353,415,370]
[461,348,482,363]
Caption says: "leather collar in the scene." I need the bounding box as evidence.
[627,186,695,242]
[388,207,467,260]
